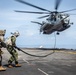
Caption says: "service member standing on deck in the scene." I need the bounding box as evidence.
[6,31,21,68]
[0,30,6,71]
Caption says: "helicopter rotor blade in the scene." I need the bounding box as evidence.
[38,15,50,19]
[55,0,62,10]
[15,0,51,12]
[64,13,76,15]
[68,14,76,15]
[60,8,76,13]
[31,21,43,25]
[15,10,49,14]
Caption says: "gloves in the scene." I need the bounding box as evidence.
[14,46,21,51]
[17,47,21,51]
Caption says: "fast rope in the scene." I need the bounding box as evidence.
[54,32,57,48]
[14,32,57,57]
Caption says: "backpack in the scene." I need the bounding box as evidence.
[0,30,6,47]
[5,37,12,45]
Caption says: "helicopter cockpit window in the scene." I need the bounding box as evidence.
[51,14,56,21]
[60,15,63,19]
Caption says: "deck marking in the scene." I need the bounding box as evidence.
[38,68,49,75]
[23,59,30,64]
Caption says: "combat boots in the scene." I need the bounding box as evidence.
[15,64,21,67]
[8,65,13,68]
[0,66,6,71]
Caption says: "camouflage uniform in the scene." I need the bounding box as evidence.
[6,31,21,68]
[7,36,18,65]
[0,30,6,71]
[0,48,3,66]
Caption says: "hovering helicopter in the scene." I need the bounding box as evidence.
[15,0,75,35]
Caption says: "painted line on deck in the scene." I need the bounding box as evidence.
[38,68,49,75]
[23,59,30,64]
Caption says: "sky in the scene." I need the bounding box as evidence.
[0,0,76,49]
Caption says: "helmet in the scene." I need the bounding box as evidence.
[13,31,20,37]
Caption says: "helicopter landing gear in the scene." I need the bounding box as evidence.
[43,31,47,34]
[56,32,60,35]
[70,22,73,25]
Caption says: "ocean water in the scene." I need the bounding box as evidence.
[18,44,76,49]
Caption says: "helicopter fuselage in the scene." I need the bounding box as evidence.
[41,22,70,34]
[15,0,75,35]
[40,15,71,34]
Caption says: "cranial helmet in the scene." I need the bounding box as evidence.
[13,31,20,37]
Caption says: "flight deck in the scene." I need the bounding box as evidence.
[0,48,76,75]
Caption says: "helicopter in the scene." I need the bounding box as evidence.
[15,0,75,35]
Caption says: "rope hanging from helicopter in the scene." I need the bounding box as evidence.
[54,32,57,48]
[14,32,57,57]
[14,31,57,57]
[13,31,57,57]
